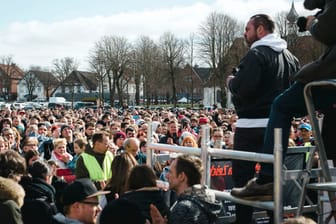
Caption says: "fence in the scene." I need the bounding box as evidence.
[146,124,283,223]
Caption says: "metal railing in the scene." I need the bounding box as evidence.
[146,124,283,223]
[302,79,336,223]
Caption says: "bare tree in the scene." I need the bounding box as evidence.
[275,11,290,39]
[92,36,132,107]
[198,12,241,107]
[21,72,39,101]
[135,36,163,107]
[130,49,140,105]
[43,74,58,101]
[52,57,79,93]
[89,37,115,105]
[159,32,186,107]
[109,36,132,107]
[186,33,195,107]
[88,46,110,106]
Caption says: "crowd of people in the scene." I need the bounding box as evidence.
[0,102,237,224]
[0,98,317,224]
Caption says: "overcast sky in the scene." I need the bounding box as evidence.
[0,0,312,71]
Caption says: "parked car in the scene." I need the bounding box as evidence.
[74,101,95,110]
[11,102,26,110]
[24,102,43,110]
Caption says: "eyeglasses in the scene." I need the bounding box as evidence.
[79,200,100,206]
[213,135,223,138]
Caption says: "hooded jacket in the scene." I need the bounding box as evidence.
[229,33,299,120]
[0,176,25,224]
[20,176,56,203]
[20,176,58,224]
[0,200,23,224]
[169,185,223,224]
[52,213,83,224]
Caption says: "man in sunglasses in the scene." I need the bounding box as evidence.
[53,178,109,224]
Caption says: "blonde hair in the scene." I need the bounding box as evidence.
[0,176,25,208]
[53,138,67,148]
[181,135,198,148]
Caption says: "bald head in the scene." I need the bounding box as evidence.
[124,137,140,156]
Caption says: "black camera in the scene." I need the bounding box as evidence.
[297,16,308,32]
[297,7,323,32]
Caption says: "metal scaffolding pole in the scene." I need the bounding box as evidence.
[146,122,284,223]
[274,128,283,224]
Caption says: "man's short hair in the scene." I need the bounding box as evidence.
[37,122,47,129]
[250,14,275,33]
[28,160,51,180]
[121,122,130,129]
[175,154,203,186]
[125,126,135,134]
[85,122,95,129]
[92,131,108,145]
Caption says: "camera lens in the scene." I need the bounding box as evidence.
[297,16,307,32]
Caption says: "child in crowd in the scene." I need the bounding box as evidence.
[67,138,87,173]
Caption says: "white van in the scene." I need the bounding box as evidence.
[48,97,70,109]
[49,97,66,104]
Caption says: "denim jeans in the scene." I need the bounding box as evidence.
[260,81,336,177]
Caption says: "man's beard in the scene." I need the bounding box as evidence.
[245,33,259,47]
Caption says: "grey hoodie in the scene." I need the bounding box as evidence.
[169,185,223,224]
[52,213,83,224]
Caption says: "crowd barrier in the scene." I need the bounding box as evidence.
[144,79,336,223]
[146,124,284,223]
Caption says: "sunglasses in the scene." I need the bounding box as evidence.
[79,200,100,206]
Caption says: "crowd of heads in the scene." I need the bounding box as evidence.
[0,102,314,223]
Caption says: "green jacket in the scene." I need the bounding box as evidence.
[75,147,113,184]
